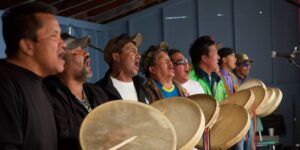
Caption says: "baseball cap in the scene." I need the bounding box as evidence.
[61,33,91,50]
[104,33,143,65]
[235,53,253,65]
[140,42,169,77]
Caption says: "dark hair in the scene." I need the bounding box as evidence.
[189,36,215,66]
[218,47,234,65]
[2,1,56,58]
[168,48,182,62]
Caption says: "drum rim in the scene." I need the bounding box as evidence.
[260,88,283,117]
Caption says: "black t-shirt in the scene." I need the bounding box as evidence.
[0,60,57,150]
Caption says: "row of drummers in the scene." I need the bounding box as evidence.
[79,78,283,150]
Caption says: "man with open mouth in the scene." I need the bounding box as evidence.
[168,48,204,96]
[43,33,108,150]
[96,33,149,104]
[0,2,66,149]
[141,42,188,103]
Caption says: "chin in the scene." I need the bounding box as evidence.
[131,72,138,77]
[170,73,175,78]
[86,73,93,79]
[56,66,65,73]
[54,61,65,73]
[132,69,139,76]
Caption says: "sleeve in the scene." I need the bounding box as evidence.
[0,73,24,150]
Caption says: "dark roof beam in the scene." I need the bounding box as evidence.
[48,0,64,6]
[66,0,116,18]
[89,0,142,23]
[90,0,164,23]
[56,0,93,14]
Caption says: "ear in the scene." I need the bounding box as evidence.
[201,55,207,63]
[19,39,34,56]
[112,52,120,63]
[222,57,227,63]
[149,66,156,75]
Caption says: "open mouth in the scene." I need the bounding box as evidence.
[134,60,140,68]
[58,51,65,61]
[85,58,91,67]
[185,70,189,74]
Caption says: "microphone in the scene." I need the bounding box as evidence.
[271,51,293,59]
[272,46,299,59]
[68,24,72,35]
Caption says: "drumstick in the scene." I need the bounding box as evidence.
[161,108,168,114]
[108,136,137,150]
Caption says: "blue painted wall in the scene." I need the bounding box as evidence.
[106,0,300,147]
[0,10,109,83]
[0,0,300,147]
[0,11,5,58]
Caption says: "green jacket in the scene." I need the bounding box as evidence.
[189,67,227,103]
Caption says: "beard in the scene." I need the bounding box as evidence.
[82,65,93,79]
[129,69,138,78]
[74,66,93,82]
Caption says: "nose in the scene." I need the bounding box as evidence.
[184,63,190,69]
[60,37,67,51]
[136,52,141,59]
[83,50,89,57]
[168,59,173,66]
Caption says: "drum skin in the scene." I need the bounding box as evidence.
[237,79,266,91]
[221,89,255,113]
[151,97,205,150]
[198,104,251,150]
[187,94,219,129]
[80,100,177,150]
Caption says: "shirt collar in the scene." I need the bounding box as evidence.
[220,68,230,76]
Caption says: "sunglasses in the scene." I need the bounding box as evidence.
[173,59,188,65]
[237,61,252,67]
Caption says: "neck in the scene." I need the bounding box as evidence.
[199,63,213,76]
[174,77,188,84]
[59,73,84,99]
[111,67,133,82]
[7,56,46,77]
[153,76,173,89]
[235,71,246,79]
[221,65,231,73]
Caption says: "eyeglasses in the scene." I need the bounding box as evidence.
[173,59,189,66]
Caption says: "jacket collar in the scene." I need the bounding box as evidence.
[102,69,123,99]
[194,65,221,83]
[102,69,148,103]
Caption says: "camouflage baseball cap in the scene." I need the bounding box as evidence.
[235,53,253,64]
[140,42,169,77]
[61,33,91,50]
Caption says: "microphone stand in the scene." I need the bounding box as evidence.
[289,46,300,70]
[89,45,104,53]
[290,59,300,70]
